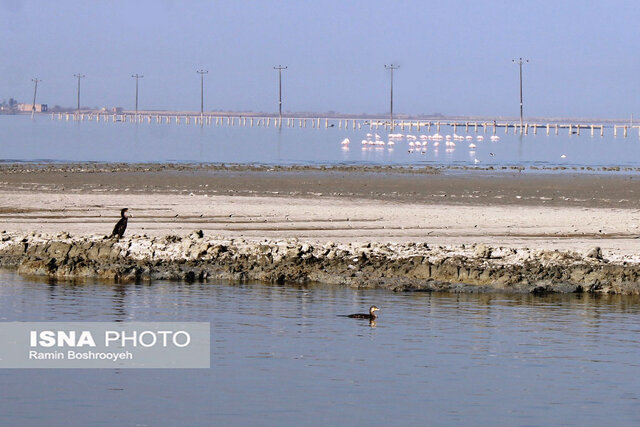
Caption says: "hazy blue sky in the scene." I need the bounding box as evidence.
[2,0,639,118]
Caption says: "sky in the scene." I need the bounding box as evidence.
[2,0,640,118]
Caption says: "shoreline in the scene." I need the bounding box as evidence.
[1,164,640,293]
[2,232,639,294]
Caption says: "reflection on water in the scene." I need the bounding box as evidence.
[4,115,640,169]
[1,271,639,425]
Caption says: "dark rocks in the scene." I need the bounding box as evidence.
[184,270,196,283]
[531,285,558,295]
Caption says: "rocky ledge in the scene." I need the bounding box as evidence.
[1,231,640,294]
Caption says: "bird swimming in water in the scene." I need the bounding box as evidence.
[110,208,129,239]
[343,305,380,320]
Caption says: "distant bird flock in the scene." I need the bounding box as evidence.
[340,132,502,163]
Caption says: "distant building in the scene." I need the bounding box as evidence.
[17,103,48,112]
[111,107,123,113]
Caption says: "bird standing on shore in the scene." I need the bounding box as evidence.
[110,208,129,239]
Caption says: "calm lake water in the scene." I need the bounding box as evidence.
[3,114,640,169]
[1,271,639,426]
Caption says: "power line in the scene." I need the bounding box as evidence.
[73,73,85,113]
[273,65,287,119]
[197,69,208,118]
[512,58,529,132]
[384,64,399,128]
[131,73,143,119]
[31,77,41,118]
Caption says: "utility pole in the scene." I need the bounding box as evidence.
[512,58,528,132]
[273,65,287,119]
[73,73,85,114]
[31,78,41,118]
[384,64,399,129]
[197,69,208,120]
[131,73,143,120]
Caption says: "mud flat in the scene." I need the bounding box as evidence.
[1,232,640,294]
[3,162,640,209]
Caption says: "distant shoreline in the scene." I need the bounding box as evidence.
[0,161,638,176]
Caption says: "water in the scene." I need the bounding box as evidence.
[1,271,639,426]
[3,114,640,169]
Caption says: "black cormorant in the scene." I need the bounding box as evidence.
[110,208,129,239]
